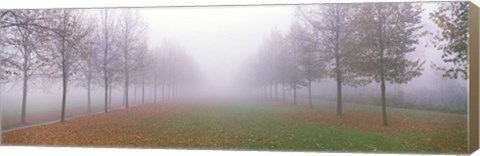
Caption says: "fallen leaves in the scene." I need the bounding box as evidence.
[1,99,468,154]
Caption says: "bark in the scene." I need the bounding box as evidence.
[124,58,129,108]
[87,54,92,112]
[60,16,68,122]
[60,66,67,122]
[335,63,342,116]
[108,82,112,108]
[21,54,28,124]
[87,76,91,112]
[334,7,343,116]
[103,10,109,113]
[104,74,108,113]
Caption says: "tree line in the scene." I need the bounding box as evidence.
[0,9,200,125]
[242,2,469,126]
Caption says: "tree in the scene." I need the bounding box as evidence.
[285,23,308,105]
[354,3,425,126]
[77,16,97,112]
[46,9,92,122]
[3,10,50,124]
[297,4,365,115]
[118,9,146,108]
[429,2,469,79]
[94,9,118,113]
[128,39,149,105]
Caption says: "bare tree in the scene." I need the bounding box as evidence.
[285,23,308,105]
[3,10,50,124]
[77,15,97,112]
[117,9,146,108]
[46,9,93,122]
[94,9,118,113]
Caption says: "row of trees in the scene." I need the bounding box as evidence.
[243,2,468,126]
[0,9,199,124]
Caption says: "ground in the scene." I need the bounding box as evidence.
[2,99,468,154]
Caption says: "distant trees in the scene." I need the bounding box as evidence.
[430,2,469,79]
[287,24,327,108]
[156,41,199,100]
[250,31,290,101]
[285,24,308,105]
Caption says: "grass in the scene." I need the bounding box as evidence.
[2,98,468,154]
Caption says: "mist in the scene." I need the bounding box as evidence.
[0,2,468,132]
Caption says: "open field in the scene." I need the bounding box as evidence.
[2,99,467,154]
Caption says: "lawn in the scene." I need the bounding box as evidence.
[2,98,468,154]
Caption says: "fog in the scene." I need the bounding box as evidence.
[0,2,468,131]
[141,6,295,94]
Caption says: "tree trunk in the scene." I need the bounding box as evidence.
[21,55,28,124]
[103,10,109,113]
[269,82,273,100]
[122,87,126,106]
[60,18,68,122]
[282,82,285,103]
[172,84,175,99]
[162,83,165,100]
[134,83,137,105]
[87,76,91,112]
[87,57,92,113]
[104,76,108,113]
[293,83,297,105]
[275,82,278,101]
[108,82,112,108]
[308,80,312,108]
[60,68,68,122]
[123,22,130,108]
[262,85,266,99]
[0,81,1,140]
[335,57,342,116]
[381,72,387,126]
[124,69,129,108]
[142,69,145,104]
[378,6,388,126]
[168,83,171,99]
[154,78,157,103]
